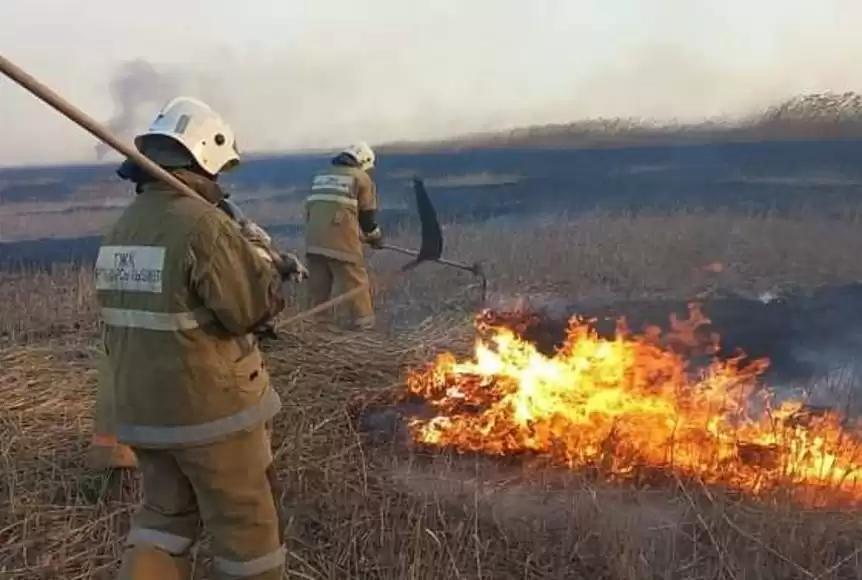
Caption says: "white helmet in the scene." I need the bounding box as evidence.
[134,96,240,176]
[341,142,375,171]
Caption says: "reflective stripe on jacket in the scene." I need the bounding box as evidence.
[95,181,286,448]
[304,165,377,264]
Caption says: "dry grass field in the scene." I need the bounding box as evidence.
[3,209,862,578]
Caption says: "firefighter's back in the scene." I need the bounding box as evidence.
[96,183,279,449]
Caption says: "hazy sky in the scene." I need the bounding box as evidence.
[1,0,861,167]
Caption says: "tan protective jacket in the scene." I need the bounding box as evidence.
[95,181,285,449]
[304,165,377,264]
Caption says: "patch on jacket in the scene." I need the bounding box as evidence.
[95,245,166,293]
[311,173,354,194]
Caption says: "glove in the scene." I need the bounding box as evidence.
[239,220,273,249]
[239,219,280,266]
[363,226,384,249]
[273,251,309,283]
[238,219,306,282]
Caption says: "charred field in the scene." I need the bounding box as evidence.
[5,140,862,578]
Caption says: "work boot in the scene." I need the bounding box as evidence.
[117,544,192,580]
[351,315,377,332]
[88,440,138,470]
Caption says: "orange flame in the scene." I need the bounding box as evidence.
[404,308,862,507]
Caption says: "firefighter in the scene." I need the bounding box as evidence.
[88,199,284,472]
[304,142,382,330]
[95,96,305,579]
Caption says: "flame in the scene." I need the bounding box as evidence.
[404,307,862,507]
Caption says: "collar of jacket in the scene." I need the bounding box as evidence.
[129,167,226,205]
[331,152,360,168]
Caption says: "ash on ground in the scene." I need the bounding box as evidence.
[356,401,693,536]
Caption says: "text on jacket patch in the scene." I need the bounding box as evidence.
[94,245,166,293]
[311,174,354,194]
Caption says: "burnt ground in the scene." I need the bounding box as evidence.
[6,137,862,267]
[355,283,862,462]
[348,283,862,530]
[479,283,862,409]
[350,283,862,451]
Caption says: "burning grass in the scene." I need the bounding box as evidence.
[3,211,862,578]
[404,308,862,509]
[5,324,862,579]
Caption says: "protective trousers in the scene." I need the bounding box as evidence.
[305,253,375,329]
[117,425,285,580]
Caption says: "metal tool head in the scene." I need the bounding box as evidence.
[401,177,443,271]
[470,261,489,303]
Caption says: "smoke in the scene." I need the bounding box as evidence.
[93,60,181,159]
[125,43,862,159]
[5,0,862,166]
[92,58,242,161]
[484,291,580,324]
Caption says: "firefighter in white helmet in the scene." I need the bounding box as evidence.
[303,142,381,329]
[95,96,305,579]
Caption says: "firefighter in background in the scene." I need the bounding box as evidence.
[304,142,382,330]
[95,96,306,579]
